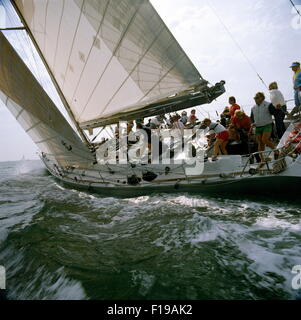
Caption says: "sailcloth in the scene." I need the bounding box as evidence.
[14,0,203,127]
[0,31,94,166]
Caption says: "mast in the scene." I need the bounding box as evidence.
[9,0,91,146]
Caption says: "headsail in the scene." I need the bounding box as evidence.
[0,31,94,167]
[13,0,212,128]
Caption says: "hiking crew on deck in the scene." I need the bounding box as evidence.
[250,92,279,162]
[288,62,301,118]
[292,62,301,109]
[202,119,229,161]
[269,82,287,139]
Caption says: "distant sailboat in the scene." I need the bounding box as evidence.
[0,0,300,195]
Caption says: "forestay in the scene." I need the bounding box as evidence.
[14,0,203,126]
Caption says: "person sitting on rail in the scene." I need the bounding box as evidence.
[250,92,279,163]
[202,118,229,160]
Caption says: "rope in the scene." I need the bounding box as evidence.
[207,1,268,90]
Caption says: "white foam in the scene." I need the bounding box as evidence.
[255,217,301,231]
[237,239,301,295]
[131,270,155,296]
[8,266,87,300]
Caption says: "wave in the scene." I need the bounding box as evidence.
[1,162,301,299]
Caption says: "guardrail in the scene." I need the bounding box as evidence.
[240,127,301,176]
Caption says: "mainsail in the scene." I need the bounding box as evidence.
[13,0,207,129]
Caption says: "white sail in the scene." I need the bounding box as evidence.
[0,31,94,167]
[14,0,203,127]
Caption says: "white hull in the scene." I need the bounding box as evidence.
[40,152,301,196]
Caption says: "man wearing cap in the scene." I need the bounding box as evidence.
[289,62,301,117]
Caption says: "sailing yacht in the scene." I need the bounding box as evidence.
[0,0,301,196]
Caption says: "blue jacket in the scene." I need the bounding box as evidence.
[294,70,301,90]
[294,70,301,107]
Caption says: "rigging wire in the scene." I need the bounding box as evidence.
[290,0,301,17]
[91,127,105,142]
[206,1,268,90]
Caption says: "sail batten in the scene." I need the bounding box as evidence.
[13,0,206,125]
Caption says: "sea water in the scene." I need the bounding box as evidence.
[0,160,301,300]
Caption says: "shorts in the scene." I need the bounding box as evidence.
[216,130,229,141]
[255,123,273,135]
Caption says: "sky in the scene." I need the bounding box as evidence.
[0,0,301,161]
